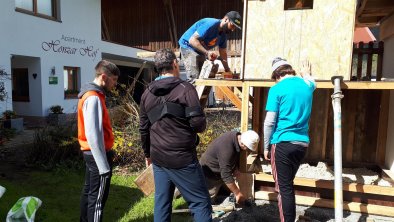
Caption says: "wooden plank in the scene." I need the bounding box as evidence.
[134,165,155,196]
[252,88,265,154]
[307,89,330,160]
[376,90,389,165]
[255,173,394,196]
[237,173,255,200]
[216,86,242,110]
[195,79,394,89]
[343,90,357,162]
[255,191,394,217]
[137,51,241,59]
[363,90,381,162]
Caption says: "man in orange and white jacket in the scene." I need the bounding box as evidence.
[78,60,119,222]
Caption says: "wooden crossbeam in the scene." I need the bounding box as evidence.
[255,191,394,217]
[255,173,394,196]
[195,79,394,90]
[137,51,241,59]
[216,86,242,110]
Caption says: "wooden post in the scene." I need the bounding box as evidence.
[366,41,374,80]
[376,41,384,81]
[357,42,364,80]
[252,87,265,154]
[240,82,250,172]
[376,90,389,165]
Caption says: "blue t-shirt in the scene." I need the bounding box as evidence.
[265,76,316,144]
[179,18,227,52]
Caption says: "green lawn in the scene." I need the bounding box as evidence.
[0,168,192,222]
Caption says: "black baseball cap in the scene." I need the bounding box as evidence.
[226,11,242,30]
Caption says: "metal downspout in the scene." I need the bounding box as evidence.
[331,76,344,221]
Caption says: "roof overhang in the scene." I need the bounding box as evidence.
[356,0,394,27]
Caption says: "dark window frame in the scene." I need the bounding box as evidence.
[284,0,314,10]
[64,66,80,99]
[15,0,60,22]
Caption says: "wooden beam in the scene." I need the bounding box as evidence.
[137,51,241,59]
[255,191,394,217]
[376,90,390,165]
[196,80,394,90]
[137,51,181,58]
[252,88,265,154]
[239,81,250,172]
[255,173,394,196]
[237,173,255,200]
[216,86,242,110]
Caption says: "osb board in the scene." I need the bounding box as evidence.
[244,0,357,80]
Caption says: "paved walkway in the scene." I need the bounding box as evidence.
[1,129,35,149]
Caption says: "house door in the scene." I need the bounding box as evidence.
[12,68,30,102]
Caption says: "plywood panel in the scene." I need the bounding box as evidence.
[244,0,357,80]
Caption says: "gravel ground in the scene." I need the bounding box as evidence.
[212,198,394,222]
[212,162,394,221]
[262,162,393,187]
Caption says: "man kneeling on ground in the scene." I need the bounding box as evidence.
[199,130,260,204]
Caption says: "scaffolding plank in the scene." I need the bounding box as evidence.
[255,191,394,217]
[255,173,394,196]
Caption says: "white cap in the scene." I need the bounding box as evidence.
[272,57,290,72]
[240,130,260,151]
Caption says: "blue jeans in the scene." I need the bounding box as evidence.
[153,162,212,222]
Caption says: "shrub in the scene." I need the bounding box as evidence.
[0,68,9,102]
[3,110,17,119]
[27,124,81,170]
[197,110,241,156]
[49,105,64,114]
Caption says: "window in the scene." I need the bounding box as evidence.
[63,66,80,99]
[284,0,313,10]
[12,68,30,102]
[15,0,58,20]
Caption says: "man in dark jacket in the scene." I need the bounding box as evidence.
[139,48,212,222]
[199,130,259,204]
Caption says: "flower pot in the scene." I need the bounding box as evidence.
[3,118,24,133]
[47,113,67,126]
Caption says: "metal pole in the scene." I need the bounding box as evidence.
[331,76,344,221]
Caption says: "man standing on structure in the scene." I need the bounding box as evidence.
[178,11,242,84]
[199,130,260,204]
[78,60,120,222]
[139,48,212,222]
[263,58,315,222]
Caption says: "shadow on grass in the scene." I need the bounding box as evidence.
[0,169,146,222]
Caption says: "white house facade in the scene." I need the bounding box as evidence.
[0,0,150,116]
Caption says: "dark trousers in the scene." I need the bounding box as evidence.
[80,151,113,222]
[153,162,212,222]
[271,143,306,222]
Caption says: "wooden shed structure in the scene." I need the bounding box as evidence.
[195,0,394,217]
[103,0,394,217]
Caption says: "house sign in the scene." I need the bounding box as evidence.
[41,35,99,61]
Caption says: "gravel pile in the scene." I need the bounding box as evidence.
[262,162,393,187]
